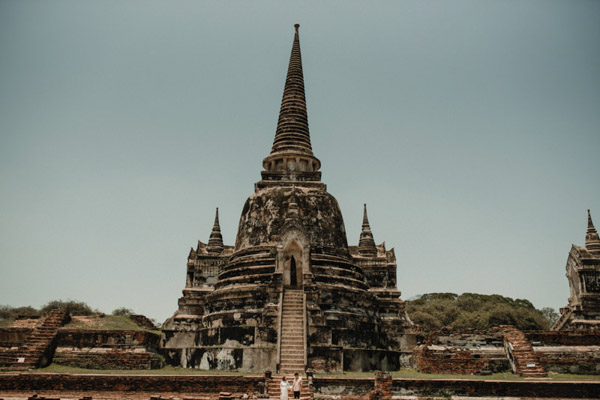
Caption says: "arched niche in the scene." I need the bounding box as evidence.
[277,229,311,289]
[283,240,302,288]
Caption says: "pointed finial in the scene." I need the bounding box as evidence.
[260,24,322,184]
[362,204,369,226]
[358,204,377,256]
[585,209,600,256]
[207,207,224,253]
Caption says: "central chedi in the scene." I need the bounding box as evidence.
[162,24,414,373]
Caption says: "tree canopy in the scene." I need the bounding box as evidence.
[406,292,554,332]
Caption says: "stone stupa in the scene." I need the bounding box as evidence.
[162,24,414,373]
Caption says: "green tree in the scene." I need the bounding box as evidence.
[406,292,551,332]
[40,300,95,316]
[540,307,559,326]
[112,307,135,317]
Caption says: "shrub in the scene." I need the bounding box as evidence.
[112,307,135,317]
[40,300,96,316]
[0,305,41,320]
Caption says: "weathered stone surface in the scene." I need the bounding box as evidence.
[161,25,414,373]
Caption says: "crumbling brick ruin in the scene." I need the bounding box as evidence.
[554,210,600,331]
[411,327,600,376]
[161,24,415,373]
[0,313,162,371]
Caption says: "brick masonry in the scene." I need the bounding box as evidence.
[411,328,600,376]
[1,373,600,398]
[56,329,160,348]
[53,348,163,370]
[0,374,263,393]
[412,345,490,375]
[129,314,157,330]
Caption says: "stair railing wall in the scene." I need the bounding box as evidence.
[303,291,307,369]
[276,291,284,372]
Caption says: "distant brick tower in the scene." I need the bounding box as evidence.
[553,210,600,331]
[162,24,414,373]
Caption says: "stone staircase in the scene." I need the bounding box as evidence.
[7,309,70,370]
[267,376,312,400]
[279,289,305,374]
[503,326,547,378]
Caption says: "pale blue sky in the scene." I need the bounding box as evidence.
[1,1,599,322]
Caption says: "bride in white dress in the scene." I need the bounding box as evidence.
[280,376,289,400]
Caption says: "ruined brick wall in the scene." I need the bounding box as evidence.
[129,314,156,329]
[56,329,160,349]
[526,330,600,375]
[312,377,374,398]
[49,329,163,370]
[0,348,18,366]
[53,348,164,370]
[525,330,600,346]
[309,376,600,399]
[0,374,263,393]
[412,345,490,375]
[412,329,510,375]
[1,374,600,398]
[412,329,600,376]
[422,328,505,346]
[535,347,600,375]
[0,327,32,347]
[390,378,600,399]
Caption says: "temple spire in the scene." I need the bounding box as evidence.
[272,23,312,155]
[358,204,377,256]
[585,209,600,255]
[260,24,321,185]
[207,207,224,253]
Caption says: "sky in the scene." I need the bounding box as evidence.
[1,1,599,323]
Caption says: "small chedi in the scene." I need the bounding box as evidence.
[553,210,600,331]
[161,24,415,373]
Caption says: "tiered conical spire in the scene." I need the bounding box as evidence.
[585,209,600,256]
[358,204,377,256]
[271,23,313,156]
[206,208,224,253]
[261,24,321,184]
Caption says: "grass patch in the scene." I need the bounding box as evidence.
[28,364,253,375]
[0,318,15,328]
[2,365,598,381]
[314,368,600,381]
[62,315,149,331]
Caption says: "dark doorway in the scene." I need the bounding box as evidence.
[290,256,297,287]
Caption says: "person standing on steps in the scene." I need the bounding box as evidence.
[280,376,289,400]
[292,373,302,399]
